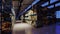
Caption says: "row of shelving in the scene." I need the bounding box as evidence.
[37,12,56,24]
[35,4,56,27]
[2,0,12,22]
[0,0,2,34]
[1,0,12,34]
[2,0,12,13]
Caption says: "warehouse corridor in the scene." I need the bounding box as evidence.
[1,0,60,34]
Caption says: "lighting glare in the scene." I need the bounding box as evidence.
[56,11,60,18]
[47,5,54,8]
[41,2,48,7]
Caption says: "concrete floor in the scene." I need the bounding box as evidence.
[9,22,60,34]
[32,25,55,34]
[1,22,60,34]
[32,22,60,34]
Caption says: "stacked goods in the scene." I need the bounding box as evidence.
[2,0,12,34]
[2,22,11,34]
[2,22,11,31]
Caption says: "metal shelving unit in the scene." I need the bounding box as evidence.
[0,0,2,34]
[2,0,12,34]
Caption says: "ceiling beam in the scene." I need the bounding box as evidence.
[45,1,60,7]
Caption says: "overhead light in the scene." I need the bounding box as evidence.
[41,2,48,7]
[55,3,60,7]
[47,5,54,8]
[50,0,58,4]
